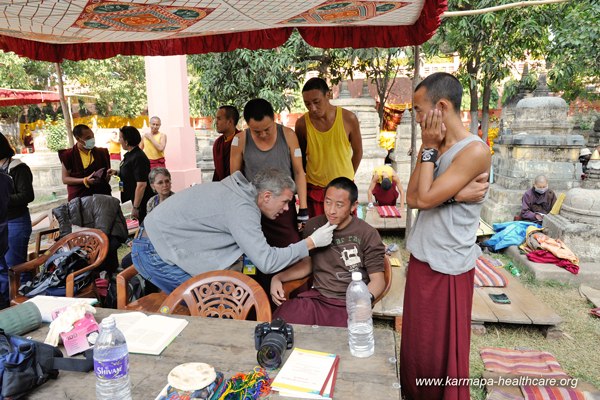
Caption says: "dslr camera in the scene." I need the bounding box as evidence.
[254,317,294,369]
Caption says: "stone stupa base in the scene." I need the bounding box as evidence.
[480,184,523,224]
[543,214,600,263]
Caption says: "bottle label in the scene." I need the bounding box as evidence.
[242,255,256,275]
[94,355,129,379]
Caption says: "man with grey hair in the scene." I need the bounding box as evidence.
[132,168,337,294]
[140,116,167,169]
[520,175,557,222]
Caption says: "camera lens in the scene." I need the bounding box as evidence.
[256,332,287,369]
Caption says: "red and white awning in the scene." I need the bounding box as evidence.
[0,0,446,62]
[0,88,63,107]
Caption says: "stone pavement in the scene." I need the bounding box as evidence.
[504,245,600,289]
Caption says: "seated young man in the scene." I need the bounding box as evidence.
[271,177,385,327]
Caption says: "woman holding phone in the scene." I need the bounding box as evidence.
[58,124,115,201]
[118,126,154,223]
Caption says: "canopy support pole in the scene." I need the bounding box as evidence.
[55,62,73,147]
[405,45,420,237]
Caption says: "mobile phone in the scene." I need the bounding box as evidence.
[91,168,106,180]
[489,293,511,304]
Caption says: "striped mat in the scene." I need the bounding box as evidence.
[521,386,586,400]
[377,205,401,218]
[475,256,507,288]
[485,389,521,400]
[480,347,568,379]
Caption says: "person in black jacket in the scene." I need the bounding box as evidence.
[0,133,34,269]
[0,133,16,308]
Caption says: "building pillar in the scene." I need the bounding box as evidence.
[145,55,201,191]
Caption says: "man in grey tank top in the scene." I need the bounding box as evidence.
[230,98,308,298]
[400,72,491,400]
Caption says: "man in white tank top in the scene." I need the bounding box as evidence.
[401,72,492,400]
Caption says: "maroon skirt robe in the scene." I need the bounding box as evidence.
[400,255,475,400]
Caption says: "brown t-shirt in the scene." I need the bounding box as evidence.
[303,215,385,299]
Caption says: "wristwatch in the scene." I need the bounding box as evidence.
[421,148,439,163]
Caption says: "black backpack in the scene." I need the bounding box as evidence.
[18,246,92,297]
[0,329,93,399]
[101,272,147,309]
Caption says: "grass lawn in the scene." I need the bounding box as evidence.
[380,234,600,399]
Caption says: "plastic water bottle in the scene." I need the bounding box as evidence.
[346,271,375,358]
[505,262,521,277]
[93,316,132,400]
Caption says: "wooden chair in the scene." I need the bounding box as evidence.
[27,211,60,260]
[9,229,109,305]
[117,265,271,321]
[159,270,272,322]
[282,255,393,305]
[116,264,169,312]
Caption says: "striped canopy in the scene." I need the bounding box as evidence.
[0,0,446,62]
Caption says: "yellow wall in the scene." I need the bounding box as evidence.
[20,115,149,140]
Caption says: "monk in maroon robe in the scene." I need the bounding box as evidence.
[58,124,112,201]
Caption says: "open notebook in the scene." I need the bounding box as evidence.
[109,312,188,355]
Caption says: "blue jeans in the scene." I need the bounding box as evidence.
[0,213,31,304]
[5,213,32,268]
[131,237,191,294]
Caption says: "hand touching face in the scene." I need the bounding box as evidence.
[413,87,446,149]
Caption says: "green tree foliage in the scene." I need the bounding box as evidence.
[350,48,408,127]
[0,51,54,121]
[188,32,316,117]
[44,116,68,151]
[426,0,554,139]
[546,0,600,101]
[61,56,146,118]
[187,30,407,124]
[1,52,146,121]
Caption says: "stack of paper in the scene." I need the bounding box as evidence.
[271,348,340,399]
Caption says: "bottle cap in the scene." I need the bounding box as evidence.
[352,271,362,281]
[101,316,116,327]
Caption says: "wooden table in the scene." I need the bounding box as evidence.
[29,308,401,399]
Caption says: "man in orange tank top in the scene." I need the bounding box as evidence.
[295,77,363,217]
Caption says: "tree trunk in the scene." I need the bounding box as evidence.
[466,57,479,135]
[377,52,393,130]
[469,85,479,135]
[481,81,492,143]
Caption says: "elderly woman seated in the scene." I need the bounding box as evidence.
[146,167,174,213]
